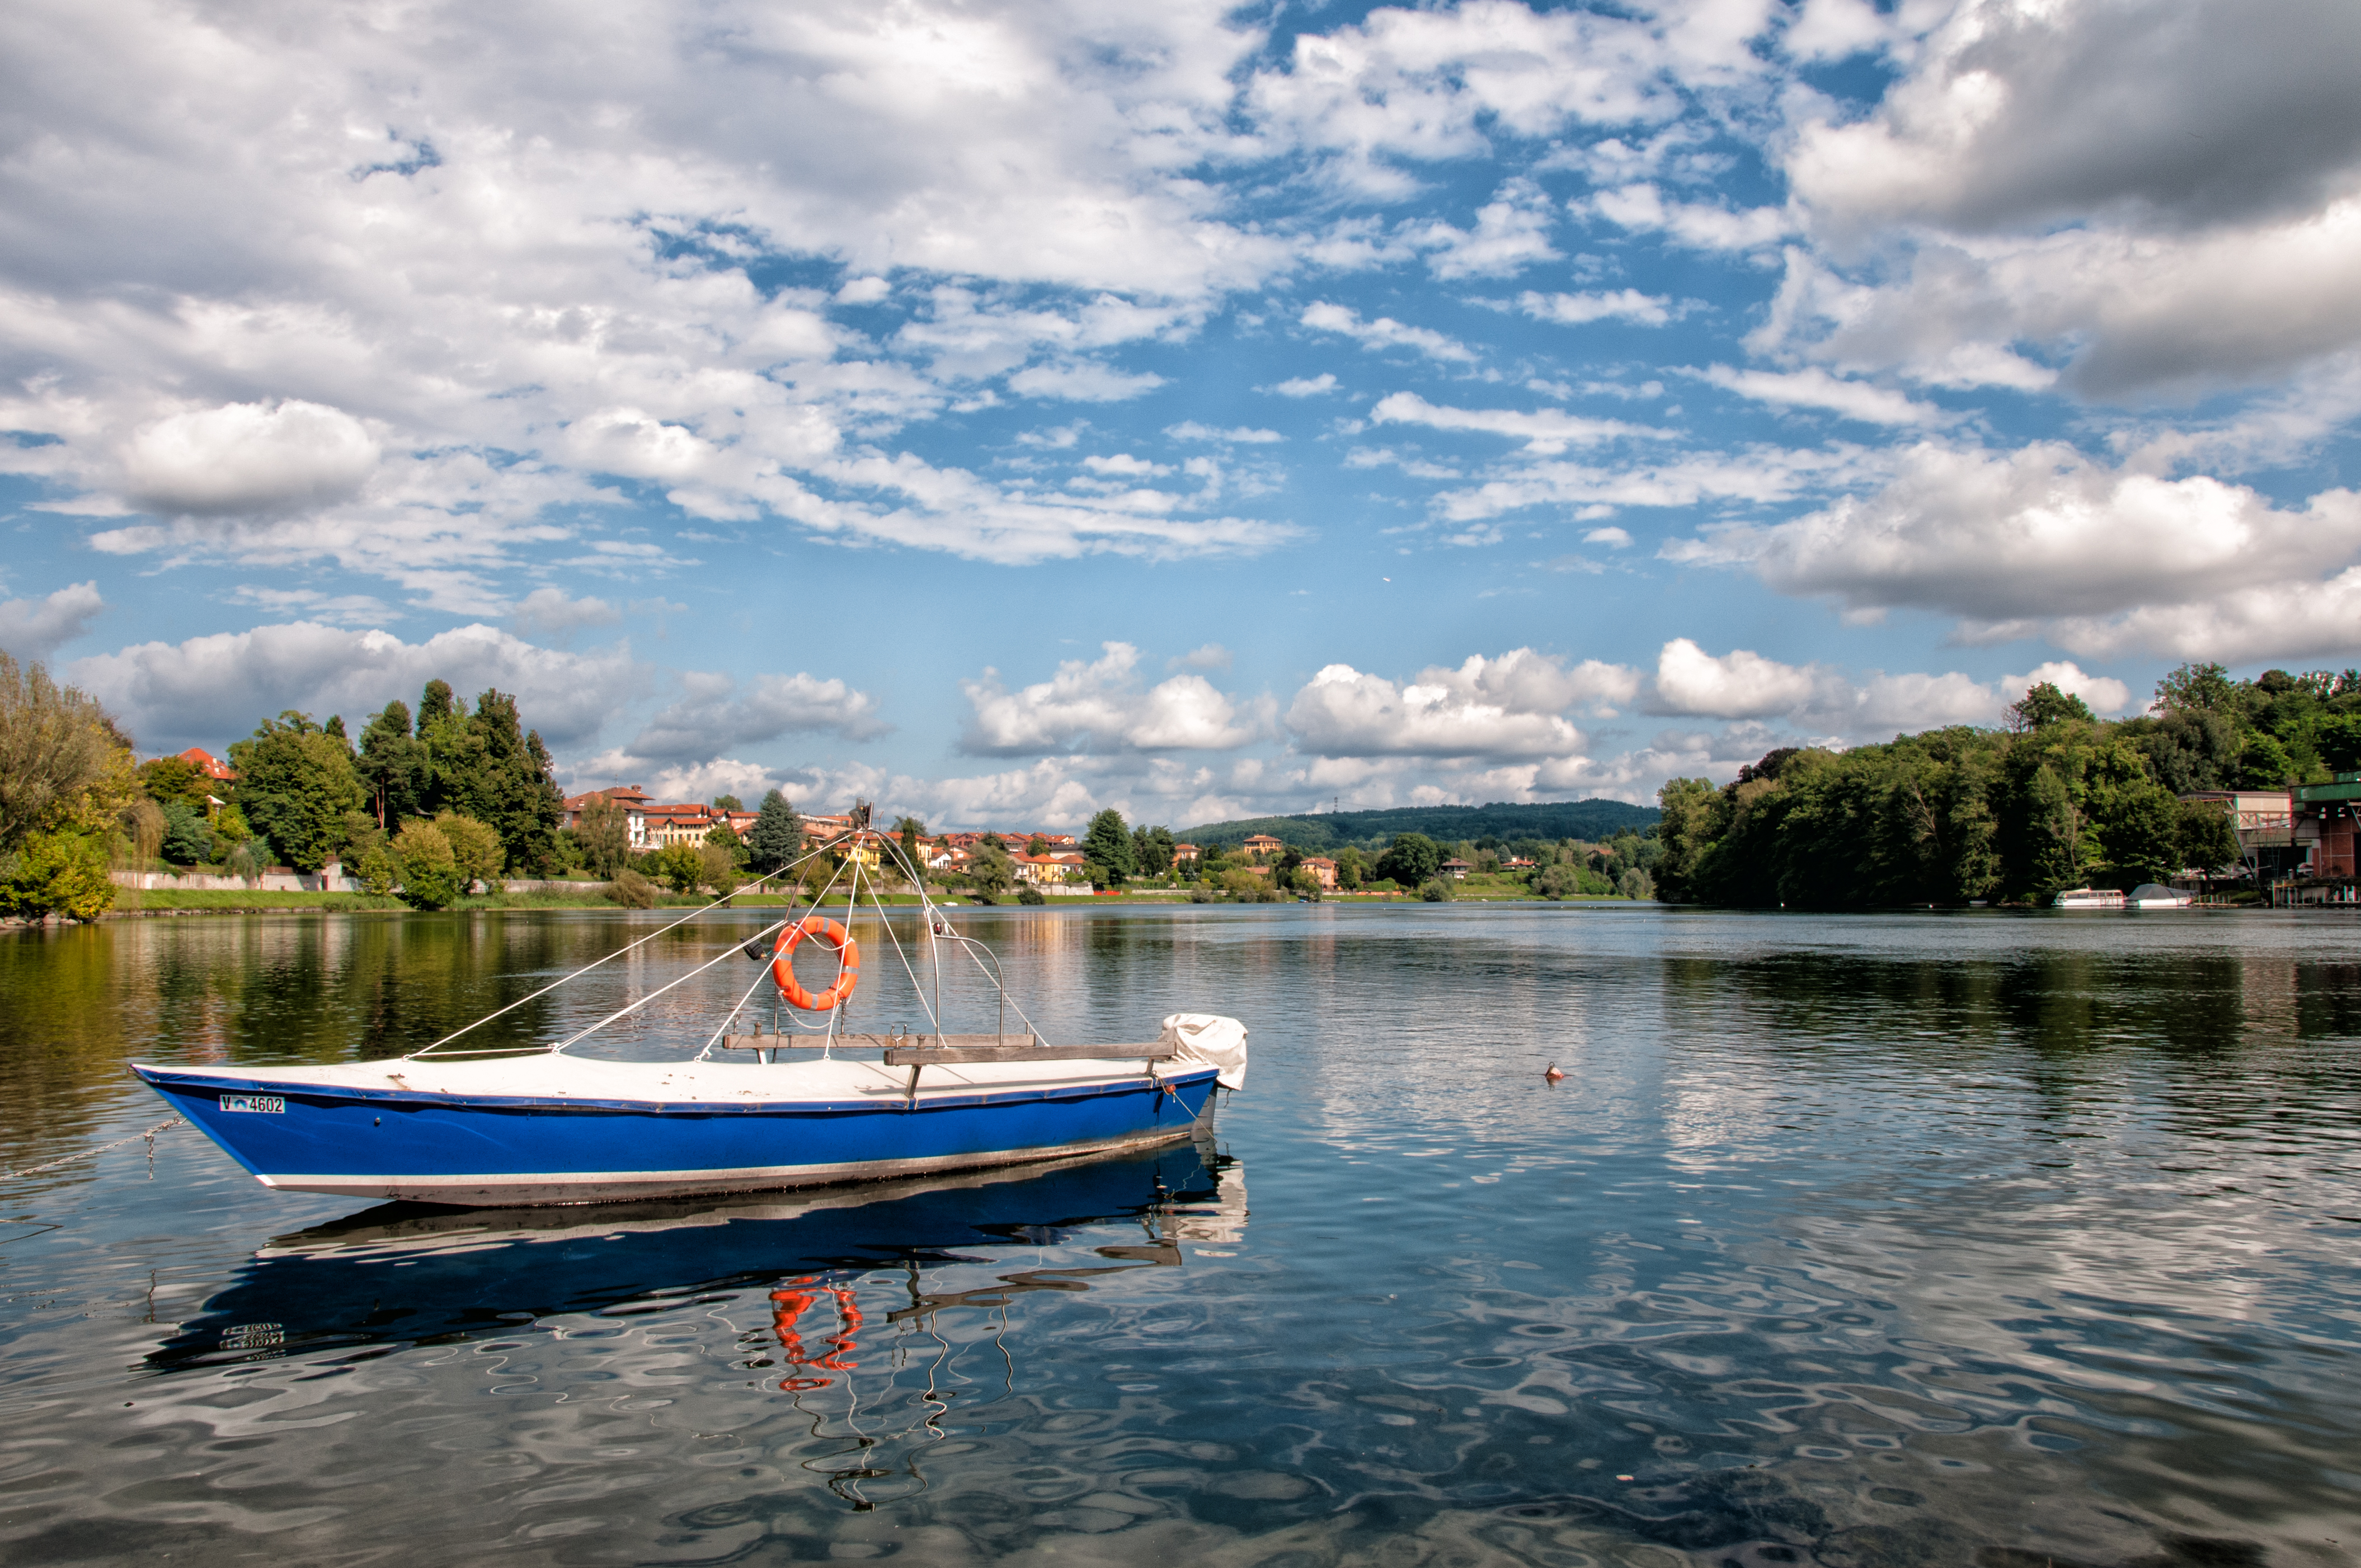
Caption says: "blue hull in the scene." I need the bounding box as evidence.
[133,1062,1221,1207]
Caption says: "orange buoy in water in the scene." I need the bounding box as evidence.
[770,918,860,1011]
[1544,1062,1565,1082]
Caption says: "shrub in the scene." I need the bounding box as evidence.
[648,843,705,894]
[356,844,399,896]
[434,811,505,892]
[1619,868,1656,900]
[159,798,214,864]
[1418,878,1453,902]
[1,831,115,921]
[1016,886,1046,905]
[392,820,461,910]
[609,868,658,908]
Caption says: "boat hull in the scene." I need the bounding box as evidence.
[132,1060,1221,1207]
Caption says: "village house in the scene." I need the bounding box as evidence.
[1301,855,1338,890]
[1440,856,1473,880]
[2180,789,2297,880]
[1171,842,1199,867]
[177,746,237,783]
[1241,833,1283,861]
[1013,852,1087,886]
[2289,778,2359,880]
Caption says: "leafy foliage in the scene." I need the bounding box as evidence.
[746,790,804,873]
[228,713,365,873]
[1,830,115,921]
[355,684,563,875]
[1374,832,1442,887]
[391,820,460,910]
[1655,663,2358,907]
[0,653,137,855]
[1183,799,1658,853]
[1082,808,1135,887]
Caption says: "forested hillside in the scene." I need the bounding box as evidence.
[1656,665,2358,908]
[1184,799,1658,853]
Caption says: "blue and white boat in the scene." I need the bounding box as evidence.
[131,813,1247,1208]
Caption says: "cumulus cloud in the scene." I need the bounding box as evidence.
[1775,0,2361,394]
[1169,643,1233,672]
[1643,638,2133,729]
[1300,303,1478,364]
[1267,374,1338,397]
[1588,183,1790,251]
[1007,363,1167,402]
[70,621,641,755]
[1411,179,1560,279]
[960,642,1263,755]
[623,671,889,762]
[1165,422,1282,444]
[0,582,107,661]
[508,587,622,639]
[1284,648,1636,761]
[1697,365,1949,426]
[1370,392,1668,455]
[120,401,379,517]
[1682,441,2361,663]
[1519,289,1673,327]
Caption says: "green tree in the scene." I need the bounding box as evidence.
[356,844,398,896]
[893,815,927,880]
[1134,824,1176,876]
[967,837,1014,901]
[228,712,365,873]
[2155,662,2241,717]
[434,811,505,890]
[356,698,430,827]
[712,793,744,812]
[2097,780,2183,886]
[2006,681,2096,731]
[649,842,706,894]
[1083,807,1135,887]
[391,819,461,910]
[159,797,214,864]
[1374,832,1441,887]
[575,794,632,877]
[139,754,210,811]
[746,789,803,873]
[2175,799,2240,874]
[0,653,137,854]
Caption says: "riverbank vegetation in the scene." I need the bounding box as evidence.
[1652,666,2332,908]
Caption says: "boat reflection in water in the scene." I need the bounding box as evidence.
[147,1138,1243,1506]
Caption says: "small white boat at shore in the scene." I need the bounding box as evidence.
[2128,883,2194,908]
[2052,887,2127,909]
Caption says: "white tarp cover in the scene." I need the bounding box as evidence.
[1161,1013,1248,1091]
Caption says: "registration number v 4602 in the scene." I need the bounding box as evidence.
[219,1094,285,1114]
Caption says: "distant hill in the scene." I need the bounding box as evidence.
[1178,800,1659,852]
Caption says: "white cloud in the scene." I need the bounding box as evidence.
[508,587,622,639]
[1081,453,1171,477]
[623,671,890,762]
[1006,362,1167,402]
[1518,289,1673,327]
[1775,0,2361,395]
[1300,303,1478,364]
[1370,392,1666,455]
[70,621,641,755]
[1647,638,1826,719]
[1697,364,1949,426]
[1283,648,1635,761]
[960,642,1263,755]
[1588,183,1790,251]
[1583,526,1633,548]
[1700,443,2361,663]
[1267,374,1337,397]
[1165,422,1282,444]
[0,582,107,661]
[120,401,379,517]
[1412,178,1560,280]
[1643,638,2134,729]
[1169,643,1233,672]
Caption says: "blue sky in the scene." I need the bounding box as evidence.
[4,0,2359,827]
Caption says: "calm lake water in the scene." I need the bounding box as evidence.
[3,905,2358,1567]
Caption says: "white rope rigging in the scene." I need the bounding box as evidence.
[420,813,1048,1061]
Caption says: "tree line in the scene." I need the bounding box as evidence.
[1650,665,2337,908]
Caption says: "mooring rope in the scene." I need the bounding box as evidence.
[0,1115,182,1185]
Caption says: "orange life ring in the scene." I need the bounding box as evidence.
[771,917,860,1011]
